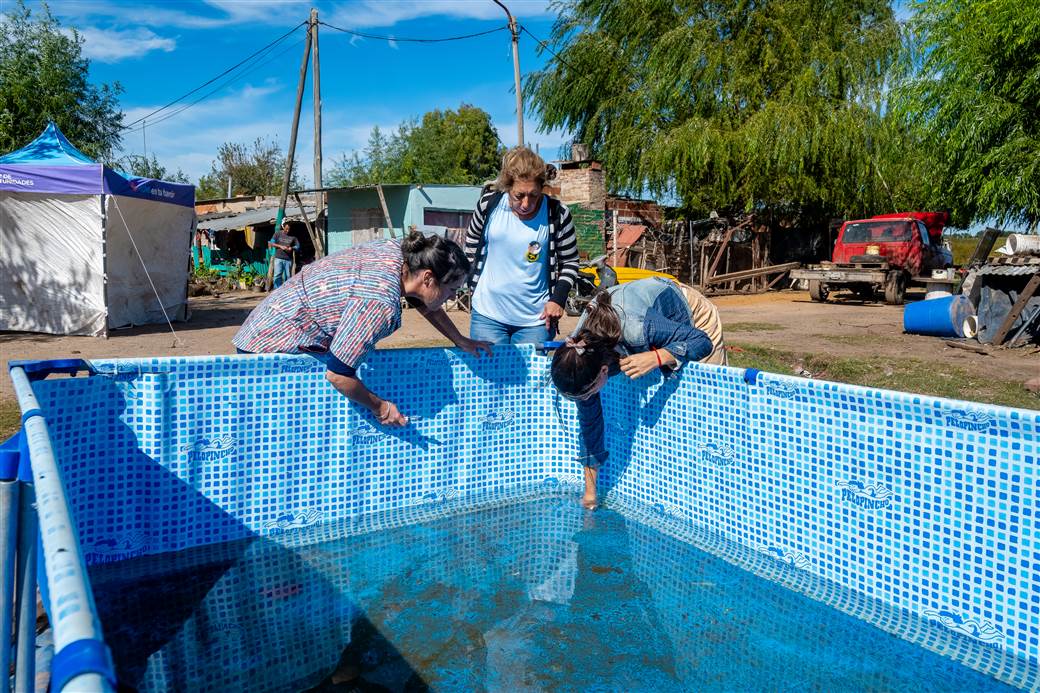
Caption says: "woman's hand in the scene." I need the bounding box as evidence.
[540,300,565,330]
[456,336,493,357]
[376,399,409,427]
[619,349,675,379]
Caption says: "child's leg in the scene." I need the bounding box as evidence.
[582,465,598,510]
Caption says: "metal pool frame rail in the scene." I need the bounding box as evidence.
[7,364,116,693]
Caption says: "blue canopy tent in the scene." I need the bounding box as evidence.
[0,123,195,335]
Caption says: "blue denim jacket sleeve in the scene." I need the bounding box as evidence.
[575,393,609,468]
[643,307,713,366]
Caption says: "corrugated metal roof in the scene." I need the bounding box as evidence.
[977,264,1040,276]
[199,205,315,231]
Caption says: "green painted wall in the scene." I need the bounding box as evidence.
[569,204,606,259]
[403,185,481,229]
[326,185,410,254]
[326,184,480,253]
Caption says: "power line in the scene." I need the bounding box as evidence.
[122,22,307,130]
[318,20,508,43]
[520,24,637,85]
[122,32,303,134]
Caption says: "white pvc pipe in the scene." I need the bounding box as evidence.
[9,368,111,693]
[1008,234,1040,256]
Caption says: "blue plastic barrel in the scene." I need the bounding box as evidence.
[903,295,973,337]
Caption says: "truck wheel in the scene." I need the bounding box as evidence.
[808,280,829,303]
[884,271,906,305]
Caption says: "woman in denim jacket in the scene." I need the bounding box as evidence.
[551,277,726,509]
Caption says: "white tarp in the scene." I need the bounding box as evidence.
[0,192,106,335]
[105,195,192,329]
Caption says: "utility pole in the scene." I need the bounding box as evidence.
[276,21,312,228]
[271,19,312,286]
[310,7,324,255]
[492,0,524,147]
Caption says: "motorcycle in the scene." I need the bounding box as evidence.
[565,255,618,317]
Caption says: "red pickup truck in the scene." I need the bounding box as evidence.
[790,212,954,305]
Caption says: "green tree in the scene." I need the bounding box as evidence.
[399,105,503,184]
[897,0,1040,227]
[0,1,123,160]
[328,105,503,186]
[197,137,299,199]
[116,153,190,183]
[526,0,917,221]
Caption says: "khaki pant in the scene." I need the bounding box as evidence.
[676,283,727,366]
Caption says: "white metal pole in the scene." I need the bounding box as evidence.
[9,369,111,693]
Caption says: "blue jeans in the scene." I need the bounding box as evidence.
[470,310,555,345]
[272,258,292,289]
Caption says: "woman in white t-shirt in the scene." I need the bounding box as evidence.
[463,147,581,345]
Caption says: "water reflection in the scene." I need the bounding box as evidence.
[90,493,1021,692]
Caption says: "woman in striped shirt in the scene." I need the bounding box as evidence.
[464,147,581,345]
[234,232,491,426]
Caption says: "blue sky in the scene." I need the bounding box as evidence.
[40,0,562,186]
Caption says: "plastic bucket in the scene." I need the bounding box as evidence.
[903,295,973,337]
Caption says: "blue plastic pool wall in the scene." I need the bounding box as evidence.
[28,348,1040,672]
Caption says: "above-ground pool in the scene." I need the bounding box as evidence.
[5,346,1039,691]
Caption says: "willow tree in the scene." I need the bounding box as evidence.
[527,0,918,220]
[898,0,1040,228]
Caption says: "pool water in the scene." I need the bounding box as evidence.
[88,494,1019,692]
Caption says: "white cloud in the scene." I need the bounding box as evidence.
[117,80,293,181]
[327,0,552,28]
[71,26,176,62]
[54,0,552,31]
[116,83,423,186]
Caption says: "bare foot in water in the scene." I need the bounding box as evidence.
[582,466,599,510]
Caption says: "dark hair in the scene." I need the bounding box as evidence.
[401,230,470,286]
[550,292,622,397]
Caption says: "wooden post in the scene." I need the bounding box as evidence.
[705,224,737,280]
[612,209,618,264]
[376,184,395,238]
[310,8,323,243]
[724,245,732,291]
[270,21,312,287]
[492,1,524,145]
[688,221,695,285]
[293,192,324,258]
[703,262,801,285]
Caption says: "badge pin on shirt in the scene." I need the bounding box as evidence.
[526,241,541,262]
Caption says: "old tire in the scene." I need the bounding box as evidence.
[808,280,829,303]
[884,271,906,305]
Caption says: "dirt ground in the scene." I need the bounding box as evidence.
[2,288,1037,409]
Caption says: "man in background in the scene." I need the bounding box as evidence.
[269,219,300,289]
